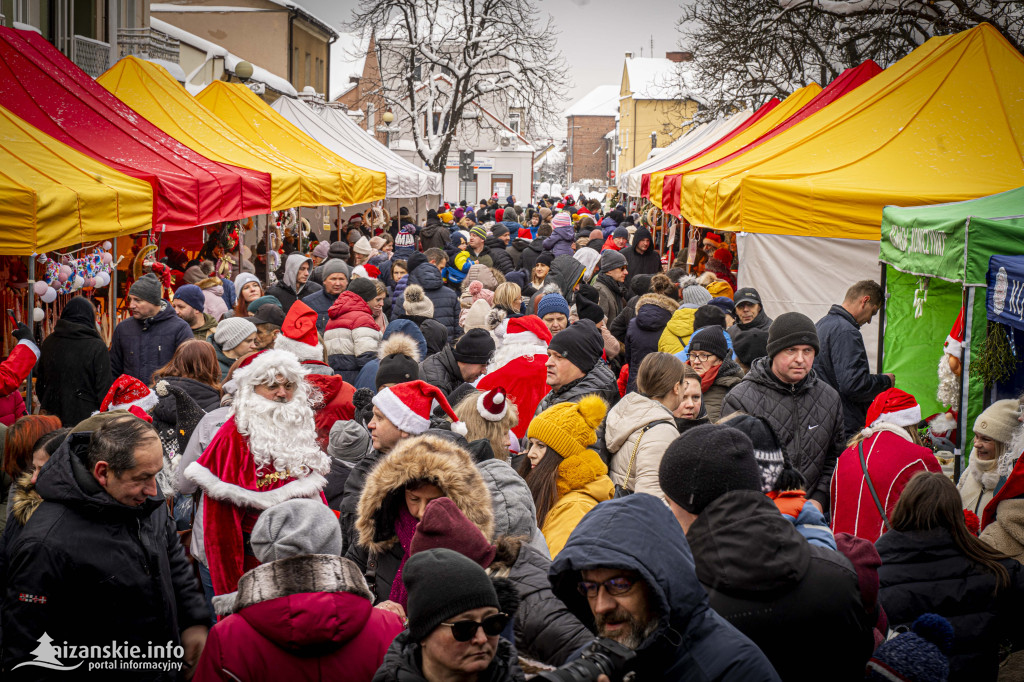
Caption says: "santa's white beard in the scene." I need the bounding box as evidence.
[488,340,548,373]
[233,389,330,477]
[936,355,961,411]
[1005,424,1024,478]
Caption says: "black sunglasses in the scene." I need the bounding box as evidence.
[441,612,510,642]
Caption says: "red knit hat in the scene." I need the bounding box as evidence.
[100,375,159,414]
[865,388,922,429]
[372,380,466,435]
[477,387,508,422]
[703,233,723,245]
[495,208,505,222]
[713,247,733,268]
[410,497,496,568]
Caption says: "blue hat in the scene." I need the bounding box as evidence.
[174,284,206,313]
[537,293,570,320]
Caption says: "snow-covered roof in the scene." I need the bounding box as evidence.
[151,1,338,39]
[563,85,619,118]
[151,17,297,97]
[330,30,369,100]
[625,57,697,101]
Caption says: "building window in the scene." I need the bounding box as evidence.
[508,112,520,135]
[491,174,513,199]
[305,52,311,87]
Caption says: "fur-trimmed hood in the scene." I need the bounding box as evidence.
[197,276,223,290]
[355,434,494,554]
[11,471,42,526]
[636,293,678,314]
[377,332,421,362]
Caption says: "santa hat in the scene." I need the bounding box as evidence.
[275,300,324,363]
[101,375,159,414]
[943,307,965,358]
[477,387,508,422]
[703,233,723,246]
[372,380,466,436]
[503,315,552,347]
[865,388,922,430]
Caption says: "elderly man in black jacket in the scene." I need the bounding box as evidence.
[419,329,495,398]
[721,312,844,512]
[2,415,209,677]
[815,280,895,439]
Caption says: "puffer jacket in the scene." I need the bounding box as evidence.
[546,255,586,303]
[485,236,515,274]
[109,301,195,383]
[721,356,844,509]
[550,495,780,681]
[418,346,464,398]
[877,526,1024,680]
[393,261,461,340]
[1,432,209,673]
[543,224,575,256]
[373,631,524,682]
[625,294,676,393]
[195,555,403,682]
[658,306,698,354]
[700,357,745,422]
[267,254,322,312]
[727,308,773,340]
[535,361,618,415]
[520,237,546,275]
[324,292,382,385]
[606,393,678,499]
[476,459,550,558]
[815,304,892,439]
[688,490,874,681]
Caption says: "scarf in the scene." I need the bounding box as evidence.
[597,272,626,301]
[695,362,723,393]
[389,505,420,607]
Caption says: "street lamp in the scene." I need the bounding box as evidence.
[234,61,254,80]
[378,110,396,148]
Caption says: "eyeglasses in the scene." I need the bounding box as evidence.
[577,575,638,599]
[265,381,297,392]
[690,353,715,363]
[440,613,511,642]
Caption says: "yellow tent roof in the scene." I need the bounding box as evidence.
[647,83,821,209]
[0,103,152,254]
[98,56,346,211]
[196,81,387,207]
[678,23,1024,239]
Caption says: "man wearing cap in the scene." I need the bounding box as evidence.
[702,232,723,256]
[536,319,618,415]
[419,329,496,398]
[173,283,219,341]
[250,303,285,350]
[601,226,630,252]
[593,250,629,323]
[658,424,874,679]
[721,312,845,513]
[485,224,514,274]
[467,225,495,268]
[110,272,194,384]
[302,259,351,333]
[727,287,773,341]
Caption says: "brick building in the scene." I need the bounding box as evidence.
[564,85,618,184]
[332,30,389,145]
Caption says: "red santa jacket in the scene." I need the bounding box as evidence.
[0,341,36,396]
[830,423,941,542]
[478,353,551,439]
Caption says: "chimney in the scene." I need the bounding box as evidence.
[624,51,633,59]
[666,51,693,63]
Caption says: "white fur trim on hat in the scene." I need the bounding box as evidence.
[870,404,922,429]
[109,390,159,414]
[944,335,963,358]
[274,334,325,364]
[372,386,430,435]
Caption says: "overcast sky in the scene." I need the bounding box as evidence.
[300,0,683,127]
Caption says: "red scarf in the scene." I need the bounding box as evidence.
[389,506,420,608]
[694,361,723,393]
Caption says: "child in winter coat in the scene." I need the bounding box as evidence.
[542,212,575,257]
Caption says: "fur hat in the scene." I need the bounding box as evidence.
[404,284,434,318]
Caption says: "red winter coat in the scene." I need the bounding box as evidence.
[601,235,621,251]
[194,556,403,682]
[325,291,379,333]
[306,371,356,450]
[478,354,551,439]
[830,424,941,542]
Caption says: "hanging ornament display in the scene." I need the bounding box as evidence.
[32,242,118,299]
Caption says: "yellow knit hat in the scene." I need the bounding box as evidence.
[528,395,609,495]
[439,212,454,223]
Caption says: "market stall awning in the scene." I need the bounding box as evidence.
[677,24,1024,239]
[0,103,153,254]
[98,56,345,211]
[196,82,387,207]
[648,84,822,211]
[0,28,271,230]
[272,98,442,199]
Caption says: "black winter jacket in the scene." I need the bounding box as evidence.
[419,346,466,398]
[109,302,194,384]
[485,236,515,275]
[622,227,662,289]
[535,361,618,416]
[36,318,111,426]
[727,308,773,340]
[418,216,450,252]
[815,305,892,439]
[301,288,342,333]
[393,262,461,340]
[372,631,524,682]
[519,237,546,275]
[625,296,675,393]
[609,294,641,343]
[721,357,844,509]
[688,490,874,681]
[876,527,1024,681]
[151,375,221,413]
[506,237,531,269]
[1,432,209,674]
[340,449,384,548]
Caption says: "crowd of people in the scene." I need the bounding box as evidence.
[0,193,1022,681]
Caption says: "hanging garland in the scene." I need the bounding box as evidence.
[973,321,1017,388]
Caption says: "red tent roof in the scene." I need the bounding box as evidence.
[0,28,272,230]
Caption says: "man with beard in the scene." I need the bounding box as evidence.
[549,494,777,680]
[172,284,219,341]
[592,250,628,323]
[184,349,331,596]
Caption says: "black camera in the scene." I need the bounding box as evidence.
[534,638,638,682]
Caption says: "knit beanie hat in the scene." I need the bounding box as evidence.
[537,293,571,320]
[575,293,605,325]
[866,613,953,682]
[411,497,497,568]
[536,252,556,267]
[405,548,499,642]
[599,249,628,273]
[974,399,1019,445]
[214,317,257,351]
[129,273,162,306]
[491,223,509,238]
[250,498,344,562]
[322,259,351,280]
[613,227,629,240]
[327,420,372,464]
[352,236,372,256]
[233,273,261,300]
[528,395,608,497]
[658,424,762,514]
[376,347,420,390]
[551,212,572,229]
[549,319,603,374]
[689,325,729,362]
[722,413,803,493]
[173,284,206,314]
[453,328,496,364]
[681,282,713,307]
[733,329,769,367]
[347,277,378,303]
[766,312,819,358]
[248,295,283,314]
[693,305,726,330]
[470,225,487,240]
[312,241,330,260]
[328,241,350,261]
[463,299,492,331]
[404,284,434,318]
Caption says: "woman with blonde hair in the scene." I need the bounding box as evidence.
[454,387,519,461]
[492,282,523,319]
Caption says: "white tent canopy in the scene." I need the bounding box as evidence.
[272,97,442,199]
[619,110,753,197]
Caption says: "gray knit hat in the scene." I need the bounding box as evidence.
[251,498,344,562]
[214,317,257,351]
[327,420,373,464]
[129,273,162,306]
[681,282,712,307]
[405,548,499,642]
[322,259,351,280]
[598,249,628,273]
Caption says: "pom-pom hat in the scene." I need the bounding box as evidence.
[478,387,508,422]
[865,388,922,430]
[100,375,158,414]
[373,380,466,436]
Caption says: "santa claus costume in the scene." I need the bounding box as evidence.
[477,315,552,439]
[184,349,331,595]
[276,300,355,450]
[830,388,941,542]
[98,374,159,420]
